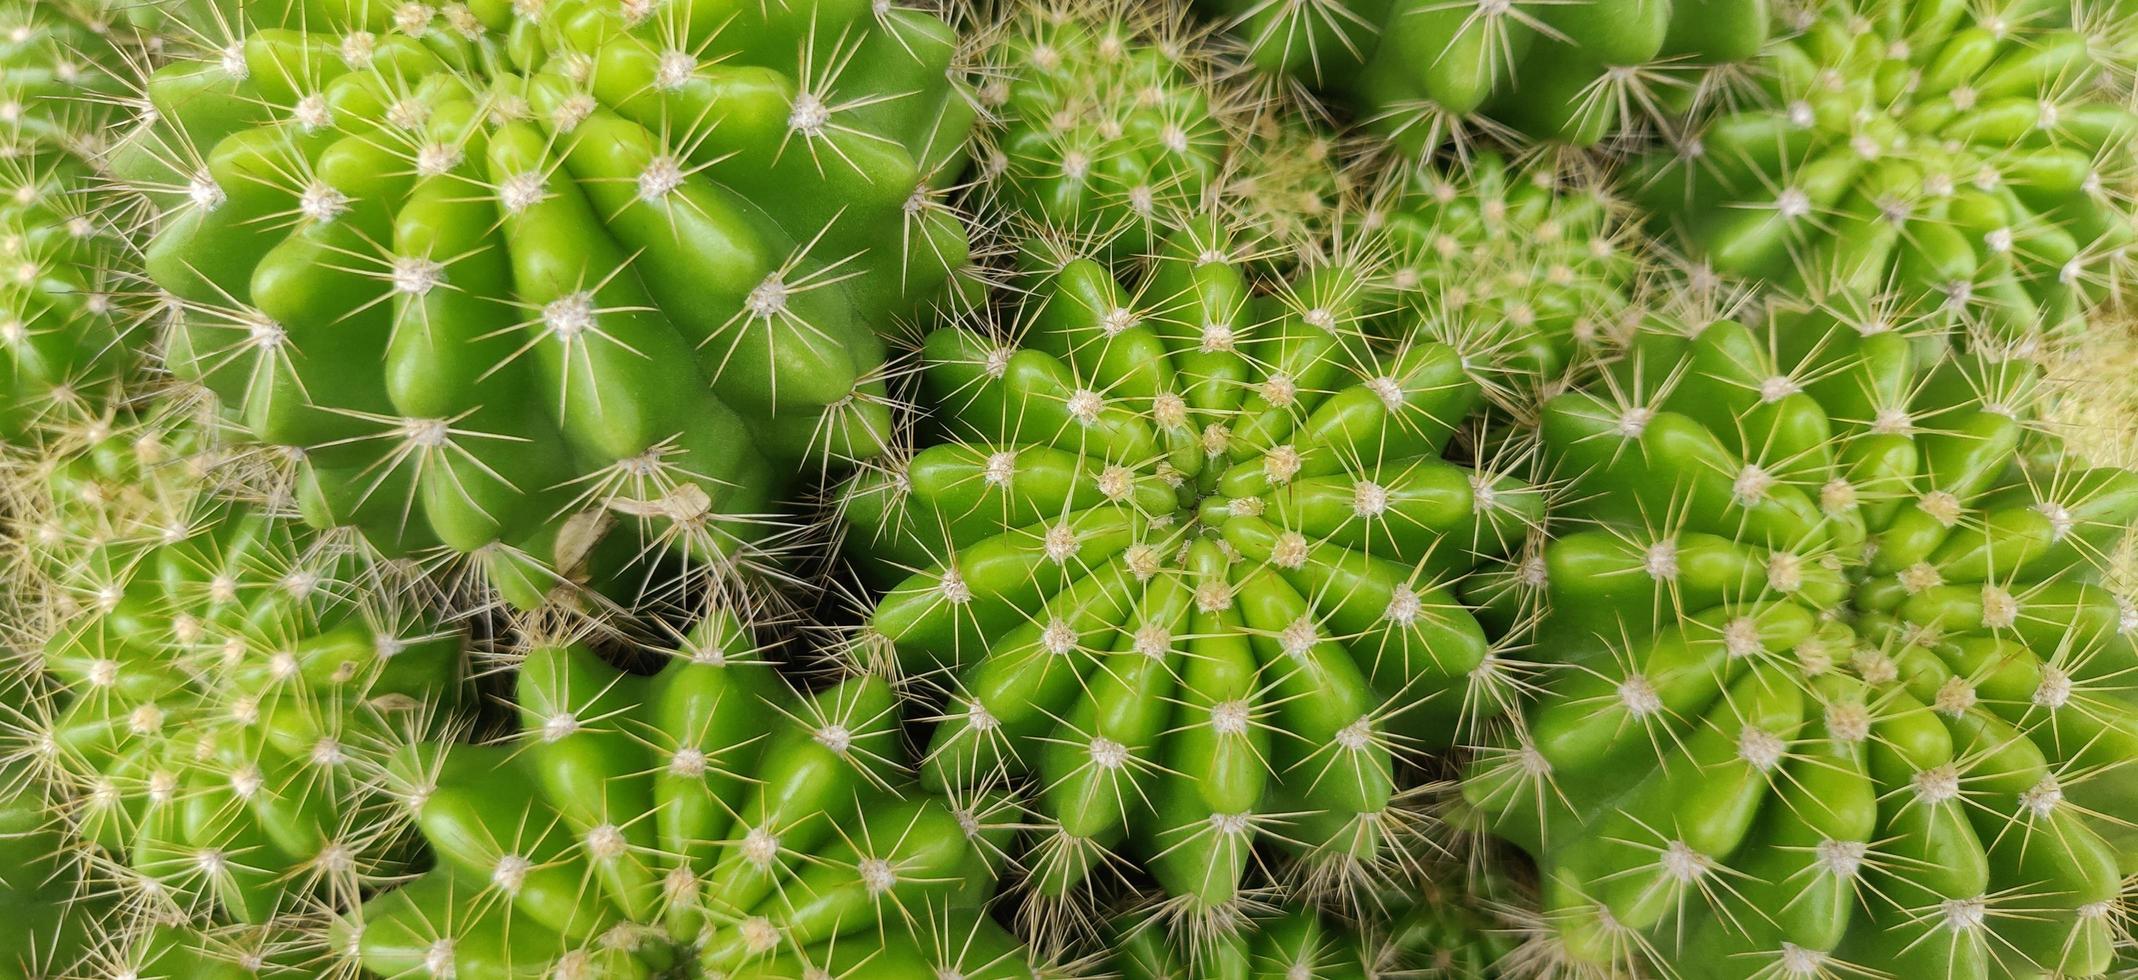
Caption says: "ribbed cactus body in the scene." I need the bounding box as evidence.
[12,413,467,935]
[348,609,1037,979]
[1198,0,1767,152]
[1,0,156,438]
[117,0,978,605]
[1629,0,2138,342]
[845,227,1535,917]
[1462,310,2138,978]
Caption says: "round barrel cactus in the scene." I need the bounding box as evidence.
[9,411,468,934]
[1460,307,2138,978]
[1,0,159,439]
[116,0,977,605]
[843,225,1537,923]
[1628,0,2138,344]
[348,609,1040,979]
[1195,0,1768,153]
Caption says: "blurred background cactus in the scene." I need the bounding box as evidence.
[1,0,164,441]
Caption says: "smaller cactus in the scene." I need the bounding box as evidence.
[970,2,1238,256]
[347,607,1039,979]
[6,410,468,936]
[1356,151,1641,406]
[1107,886,1519,978]
[842,224,1536,930]
[1628,0,2138,344]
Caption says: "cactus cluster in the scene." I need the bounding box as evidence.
[1,0,158,439]
[1,0,2135,977]
[1630,0,2138,343]
[114,0,977,605]
[1460,307,2138,978]
[3,410,468,967]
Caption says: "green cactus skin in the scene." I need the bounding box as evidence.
[115,0,978,607]
[8,411,468,937]
[842,224,1538,925]
[1195,0,1768,153]
[1628,0,2138,346]
[0,0,159,440]
[344,608,1041,979]
[972,4,1235,258]
[1356,152,1640,404]
[1106,879,1521,978]
[1459,308,2138,978]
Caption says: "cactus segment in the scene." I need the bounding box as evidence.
[115,0,979,599]
[1462,308,2138,978]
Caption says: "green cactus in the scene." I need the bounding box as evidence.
[1460,305,2138,978]
[6,410,468,937]
[1628,0,2138,345]
[971,2,1237,256]
[1356,151,1641,406]
[344,608,1043,979]
[0,752,333,978]
[1106,876,1521,978]
[1195,0,1769,153]
[842,225,1537,929]
[1,0,160,439]
[113,0,978,607]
